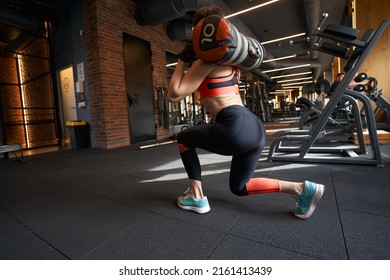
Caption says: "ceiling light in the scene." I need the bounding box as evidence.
[282,86,303,89]
[275,89,293,93]
[166,62,178,67]
[263,54,297,63]
[281,80,313,86]
[262,64,311,73]
[225,0,279,19]
[271,71,312,79]
[261,32,306,45]
[277,76,313,83]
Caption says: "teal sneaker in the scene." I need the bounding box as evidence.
[177,188,210,214]
[293,181,324,219]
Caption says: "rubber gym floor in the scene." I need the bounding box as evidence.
[1,120,389,260]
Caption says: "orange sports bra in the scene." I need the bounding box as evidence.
[198,68,239,99]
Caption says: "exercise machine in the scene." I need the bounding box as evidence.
[296,94,358,136]
[243,78,272,122]
[297,74,373,133]
[371,89,390,130]
[267,13,388,166]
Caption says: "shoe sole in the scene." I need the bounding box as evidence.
[294,184,325,219]
[177,202,210,214]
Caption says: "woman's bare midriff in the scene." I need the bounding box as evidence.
[201,93,244,120]
[199,65,244,119]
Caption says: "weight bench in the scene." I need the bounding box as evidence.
[0,144,24,161]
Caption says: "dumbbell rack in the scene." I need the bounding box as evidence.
[267,13,389,166]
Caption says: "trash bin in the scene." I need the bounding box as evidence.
[66,121,90,149]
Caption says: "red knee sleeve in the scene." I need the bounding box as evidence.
[178,143,192,153]
[246,178,281,194]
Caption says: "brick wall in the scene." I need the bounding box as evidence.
[0,56,24,146]
[83,0,185,149]
[1,37,56,148]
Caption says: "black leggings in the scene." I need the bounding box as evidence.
[177,105,266,196]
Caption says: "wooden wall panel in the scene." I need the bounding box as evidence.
[355,0,390,99]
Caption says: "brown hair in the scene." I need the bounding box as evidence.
[192,6,223,27]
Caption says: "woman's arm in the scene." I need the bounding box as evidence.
[167,59,217,103]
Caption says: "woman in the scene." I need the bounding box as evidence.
[167,6,324,219]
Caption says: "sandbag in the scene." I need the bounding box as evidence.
[192,15,265,72]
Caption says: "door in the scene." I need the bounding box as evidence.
[123,34,156,143]
[58,66,77,145]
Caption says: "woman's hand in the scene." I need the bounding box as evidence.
[178,41,196,63]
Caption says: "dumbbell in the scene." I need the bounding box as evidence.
[353,76,378,93]
[354,72,369,82]
[366,77,378,93]
[353,84,366,92]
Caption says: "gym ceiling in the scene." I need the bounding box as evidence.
[0,0,350,85]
